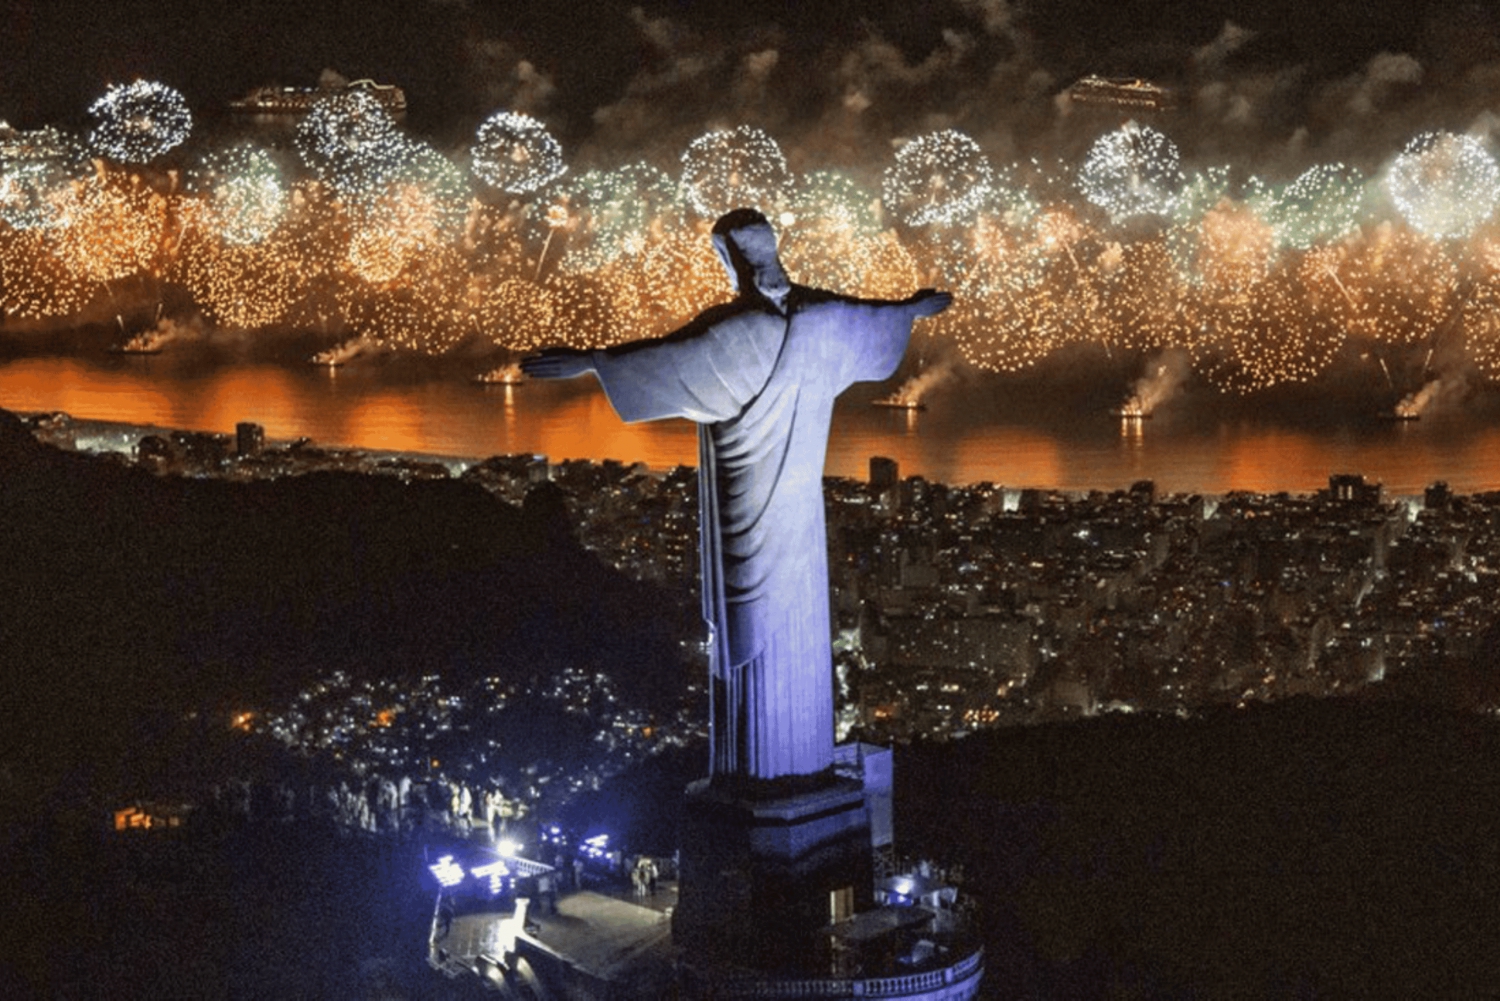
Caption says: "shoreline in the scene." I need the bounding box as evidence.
[16,407,1446,502]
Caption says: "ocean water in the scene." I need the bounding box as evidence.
[4,351,1499,495]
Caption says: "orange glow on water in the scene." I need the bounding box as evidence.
[8,357,1500,494]
[534,391,697,469]
[943,427,1063,488]
[195,367,301,435]
[0,357,176,424]
[1219,429,1332,493]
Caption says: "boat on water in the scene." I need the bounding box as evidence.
[108,334,166,355]
[474,364,526,386]
[872,397,926,411]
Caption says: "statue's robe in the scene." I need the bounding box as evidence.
[590,287,921,780]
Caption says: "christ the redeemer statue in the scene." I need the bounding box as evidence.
[523,208,950,783]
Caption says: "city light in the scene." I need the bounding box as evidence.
[469,859,509,896]
[428,855,465,888]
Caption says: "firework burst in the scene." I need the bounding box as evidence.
[882,130,995,227]
[1385,132,1500,240]
[1079,121,1184,222]
[470,112,567,195]
[1265,163,1368,249]
[88,81,193,164]
[193,145,287,245]
[295,90,409,197]
[680,126,792,219]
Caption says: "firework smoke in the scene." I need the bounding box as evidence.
[1395,373,1469,417]
[310,336,377,367]
[113,315,203,353]
[878,358,959,408]
[1121,350,1193,415]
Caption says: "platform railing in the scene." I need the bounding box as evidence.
[708,946,983,999]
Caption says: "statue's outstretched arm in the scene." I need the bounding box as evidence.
[520,303,727,380]
[521,301,781,424]
[797,286,952,389]
[520,347,595,380]
[904,288,953,318]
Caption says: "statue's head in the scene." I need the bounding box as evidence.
[711,208,791,313]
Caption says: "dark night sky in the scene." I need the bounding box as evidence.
[5,0,1499,176]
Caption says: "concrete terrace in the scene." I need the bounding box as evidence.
[431,883,679,998]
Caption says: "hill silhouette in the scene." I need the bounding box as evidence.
[896,698,1500,996]
[0,408,693,783]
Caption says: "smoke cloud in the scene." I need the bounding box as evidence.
[880,357,961,408]
[1124,350,1194,414]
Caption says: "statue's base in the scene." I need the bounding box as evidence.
[673,776,873,973]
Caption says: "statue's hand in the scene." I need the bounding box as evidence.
[520,348,595,380]
[907,288,953,317]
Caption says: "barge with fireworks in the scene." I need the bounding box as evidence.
[473,363,526,386]
[872,397,927,412]
[1111,398,1154,419]
[108,333,166,356]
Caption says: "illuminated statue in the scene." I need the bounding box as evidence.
[523,209,949,781]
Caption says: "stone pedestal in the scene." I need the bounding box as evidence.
[673,776,873,973]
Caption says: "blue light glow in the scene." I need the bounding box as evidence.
[581,833,611,859]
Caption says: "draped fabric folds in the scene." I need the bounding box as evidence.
[591,285,924,780]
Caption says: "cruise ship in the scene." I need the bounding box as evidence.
[0,123,74,161]
[1068,75,1176,112]
[229,79,406,115]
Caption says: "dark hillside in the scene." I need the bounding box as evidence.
[0,408,692,781]
[898,699,1500,997]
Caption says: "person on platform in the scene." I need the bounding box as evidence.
[523,208,950,782]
